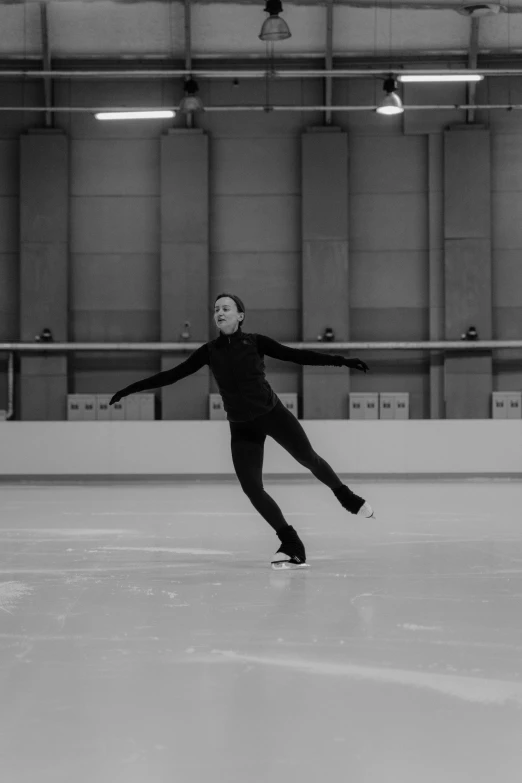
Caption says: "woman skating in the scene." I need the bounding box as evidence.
[110,293,375,570]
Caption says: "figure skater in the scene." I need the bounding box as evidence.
[110,293,375,570]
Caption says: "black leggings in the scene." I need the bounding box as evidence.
[229,398,346,534]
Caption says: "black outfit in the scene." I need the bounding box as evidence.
[123,325,364,534]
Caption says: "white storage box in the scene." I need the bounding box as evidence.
[379,394,395,420]
[379,393,410,420]
[349,393,379,420]
[125,394,155,421]
[209,393,226,420]
[96,394,125,421]
[492,392,522,419]
[67,394,97,421]
[507,393,522,419]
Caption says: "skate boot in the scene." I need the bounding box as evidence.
[271,525,310,570]
[333,484,376,519]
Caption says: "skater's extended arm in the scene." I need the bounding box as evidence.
[256,334,345,367]
[256,334,369,373]
[114,344,208,401]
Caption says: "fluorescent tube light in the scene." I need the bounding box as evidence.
[95,110,175,121]
[398,74,484,83]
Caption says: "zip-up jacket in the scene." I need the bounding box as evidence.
[122,325,347,422]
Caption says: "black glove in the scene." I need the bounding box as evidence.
[109,390,126,406]
[343,358,369,374]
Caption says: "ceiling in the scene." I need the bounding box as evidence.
[1,0,522,65]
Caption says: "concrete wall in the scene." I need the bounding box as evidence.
[0,76,521,419]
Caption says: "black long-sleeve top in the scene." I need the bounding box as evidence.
[123,325,347,422]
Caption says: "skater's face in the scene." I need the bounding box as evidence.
[214,297,244,335]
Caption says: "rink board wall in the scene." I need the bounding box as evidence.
[0,421,519,477]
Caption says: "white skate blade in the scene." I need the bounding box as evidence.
[271,560,310,570]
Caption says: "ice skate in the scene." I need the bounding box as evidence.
[334,485,376,519]
[357,502,376,519]
[271,525,310,570]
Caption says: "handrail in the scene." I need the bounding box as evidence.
[2,340,519,420]
[0,340,521,352]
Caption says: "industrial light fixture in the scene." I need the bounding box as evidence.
[398,74,484,83]
[259,0,291,42]
[179,77,204,113]
[376,77,404,116]
[457,1,504,16]
[95,110,175,121]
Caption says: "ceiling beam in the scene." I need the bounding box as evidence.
[325,0,333,125]
[184,0,193,127]
[40,1,53,127]
[467,16,481,122]
[4,52,522,66]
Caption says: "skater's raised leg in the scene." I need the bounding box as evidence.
[261,400,375,518]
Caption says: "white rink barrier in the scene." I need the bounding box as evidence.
[0,420,520,478]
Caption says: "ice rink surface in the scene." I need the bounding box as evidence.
[1,478,521,783]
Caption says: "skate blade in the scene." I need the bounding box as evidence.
[271,561,310,570]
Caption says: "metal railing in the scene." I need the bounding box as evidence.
[2,338,521,420]
[2,337,521,423]
[1,340,521,352]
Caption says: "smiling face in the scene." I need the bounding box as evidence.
[214,297,244,335]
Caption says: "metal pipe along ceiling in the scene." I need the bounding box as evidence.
[0,103,521,111]
[0,68,521,78]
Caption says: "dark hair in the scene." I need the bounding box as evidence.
[214,292,246,323]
